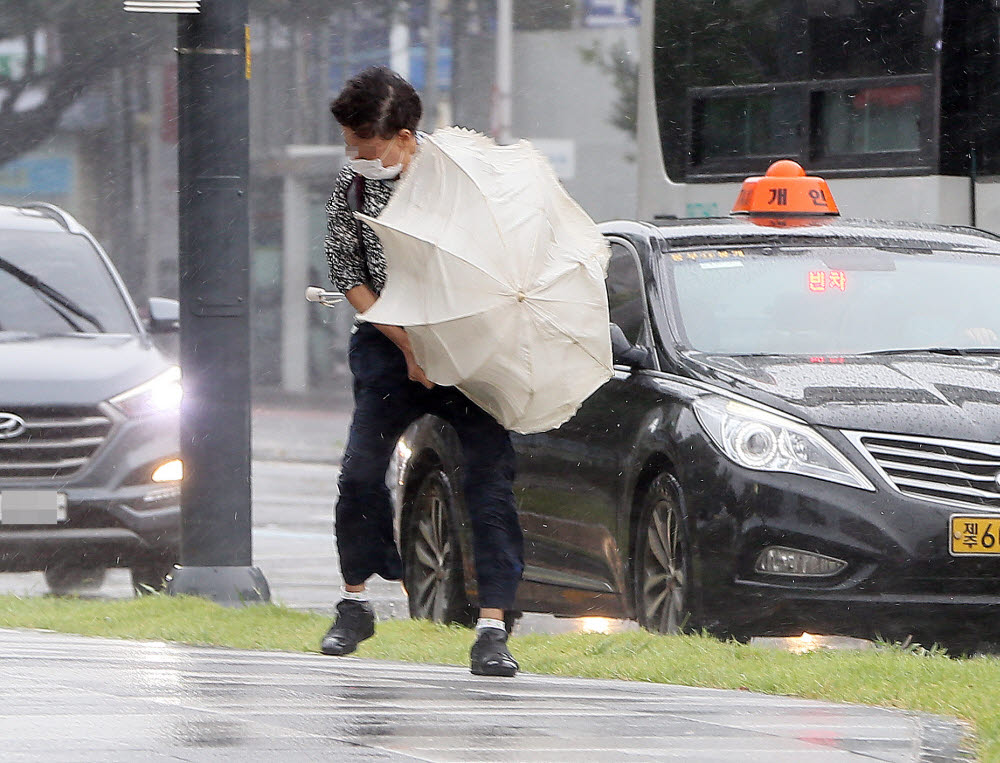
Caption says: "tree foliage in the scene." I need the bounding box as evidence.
[581,40,638,140]
[0,1,172,166]
[0,0,403,167]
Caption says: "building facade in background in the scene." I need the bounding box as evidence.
[0,1,639,393]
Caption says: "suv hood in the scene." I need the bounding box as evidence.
[692,354,1000,443]
[0,334,170,406]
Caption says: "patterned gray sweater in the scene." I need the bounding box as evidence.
[324,164,395,295]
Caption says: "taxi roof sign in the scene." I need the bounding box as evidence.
[731,160,839,217]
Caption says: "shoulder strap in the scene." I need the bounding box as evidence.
[347,173,365,216]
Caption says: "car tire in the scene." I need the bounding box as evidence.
[403,466,476,626]
[634,473,692,635]
[44,564,106,595]
[131,560,175,595]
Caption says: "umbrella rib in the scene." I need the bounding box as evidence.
[393,303,508,327]
[413,303,532,417]
[355,214,515,293]
[524,300,613,369]
[428,136,534,266]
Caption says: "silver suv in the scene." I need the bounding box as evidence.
[0,202,180,594]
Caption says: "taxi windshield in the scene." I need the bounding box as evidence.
[666,246,1000,355]
[0,231,136,336]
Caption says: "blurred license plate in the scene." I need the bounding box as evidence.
[0,491,68,525]
[950,515,1000,556]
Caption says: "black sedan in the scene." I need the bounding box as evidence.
[390,216,1000,650]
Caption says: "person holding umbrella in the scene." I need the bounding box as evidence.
[320,66,524,677]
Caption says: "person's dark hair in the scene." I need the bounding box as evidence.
[330,66,422,139]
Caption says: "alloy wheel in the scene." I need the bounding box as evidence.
[638,477,688,634]
[405,469,474,625]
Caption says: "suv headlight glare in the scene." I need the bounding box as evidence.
[110,366,182,418]
[693,396,874,490]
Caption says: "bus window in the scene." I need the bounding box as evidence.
[652,0,939,181]
[815,84,924,156]
[693,90,800,164]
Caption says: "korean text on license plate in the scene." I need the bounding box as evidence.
[950,515,1000,556]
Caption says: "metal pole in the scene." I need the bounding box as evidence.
[167,0,270,605]
[426,0,440,130]
[970,144,978,228]
[280,173,309,393]
[390,2,411,80]
[495,0,513,144]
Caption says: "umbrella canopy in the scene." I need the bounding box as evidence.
[357,127,612,434]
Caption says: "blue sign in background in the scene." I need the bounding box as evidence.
[0,156,74,196]
[583,0,641,27]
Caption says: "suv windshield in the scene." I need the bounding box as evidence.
[666,245,1000,355]
[0,231,136,335]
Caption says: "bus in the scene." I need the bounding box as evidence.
[636,0,1000,230]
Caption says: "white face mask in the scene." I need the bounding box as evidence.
[349,156,403,180]
[347,136,403,180]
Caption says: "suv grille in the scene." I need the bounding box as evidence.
[0,406,112,480]
[853,432,1000,511]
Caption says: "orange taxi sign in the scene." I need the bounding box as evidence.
[732,160,839,216]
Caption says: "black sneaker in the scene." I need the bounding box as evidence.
[470,627,519,677]
[320,599,375,656]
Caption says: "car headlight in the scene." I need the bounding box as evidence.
[693,395,874,490]
[110,366,182,418]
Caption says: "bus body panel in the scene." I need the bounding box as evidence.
[638,0,1000,232]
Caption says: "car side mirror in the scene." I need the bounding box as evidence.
[147,297,180,334]
[610,323,653,368]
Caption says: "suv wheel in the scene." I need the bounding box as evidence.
[634,473,691,635]
[403,466,475,626]
[44,564,106,595]
[131,560,175,594]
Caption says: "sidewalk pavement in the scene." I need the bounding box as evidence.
[252,386,352,465]
[1,628,971,762]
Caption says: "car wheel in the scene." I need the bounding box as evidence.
[131,560,175,595]
[403,466,476,626]
[634,473,692,635]
[44,564,106,595]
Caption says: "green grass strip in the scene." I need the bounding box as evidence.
[1,594,994,759]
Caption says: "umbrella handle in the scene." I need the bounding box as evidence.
[305,286,344,308]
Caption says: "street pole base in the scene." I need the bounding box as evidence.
[167,565,271,606]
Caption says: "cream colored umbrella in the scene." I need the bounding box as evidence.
[357,127,612,434]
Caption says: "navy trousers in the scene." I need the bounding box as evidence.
[335,322,524,610]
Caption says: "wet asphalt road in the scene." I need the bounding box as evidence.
[0,628,972,762]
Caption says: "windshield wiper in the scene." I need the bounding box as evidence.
[0,256,105,332]
[860,347,971,356]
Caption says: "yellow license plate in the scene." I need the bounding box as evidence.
[950,515,1000,556]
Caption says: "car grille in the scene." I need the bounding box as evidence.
[0,406,112,480]
[853,432,1000,511]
